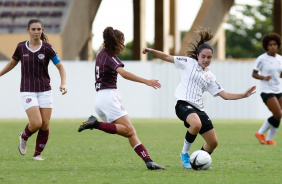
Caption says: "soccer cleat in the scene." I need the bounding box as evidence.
[146,162,165,170]
[255,131,266,144]
[18,133,27,155]
[266,140,276,145]
[180,152,191,169]
[78,115,99,132]
[33,155,45,161]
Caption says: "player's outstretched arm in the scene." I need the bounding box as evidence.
[217,86,256,100]
[55,62,67,95]
[116,67,161,89]
[142,47,174,63]
[0,59,19,77]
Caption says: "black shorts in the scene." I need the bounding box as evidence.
[175,100,214,134]
[260,93,282,104]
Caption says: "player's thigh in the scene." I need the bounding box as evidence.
[186,113,202,128]
[201,129,218,147]
[278,96,282,109]
[266,97,282,117]
[40,108,52,130]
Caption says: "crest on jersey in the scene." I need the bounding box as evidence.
[38,54,45,60]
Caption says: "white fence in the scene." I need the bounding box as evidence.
[0,60,271,119]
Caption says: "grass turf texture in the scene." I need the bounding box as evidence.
[0,119,282,184]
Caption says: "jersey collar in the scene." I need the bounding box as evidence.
[25,40,42,53]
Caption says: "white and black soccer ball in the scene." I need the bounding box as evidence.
[190,150,212,170]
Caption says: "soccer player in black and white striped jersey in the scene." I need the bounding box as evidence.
[253,33,282,145]
[142,27,256,169]
[0,19,67,160]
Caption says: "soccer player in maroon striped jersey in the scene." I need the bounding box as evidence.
[78,27,165,170]
[0,19,67,160]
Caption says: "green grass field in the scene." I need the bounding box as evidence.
[0,119,281,184]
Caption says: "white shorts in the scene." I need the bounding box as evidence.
[21,90,53,110]
[94,89,128,123]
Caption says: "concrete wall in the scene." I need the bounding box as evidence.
[0,60,271,120]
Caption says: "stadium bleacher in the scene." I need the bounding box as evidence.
[0,0,69,33]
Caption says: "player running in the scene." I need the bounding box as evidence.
[0,18,67,160]
[78,26,165,170]
[142,27,256,169]
[253,33,282,145]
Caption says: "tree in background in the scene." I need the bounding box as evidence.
[225,0,273,58]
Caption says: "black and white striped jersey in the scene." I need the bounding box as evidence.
[173,56,224,111]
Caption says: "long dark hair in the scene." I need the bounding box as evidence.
[27,18,48,42]
[185,27,214,60]
[103,27,125,55]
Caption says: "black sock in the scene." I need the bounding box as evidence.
[201,146,212,155]
[185,130,197,143]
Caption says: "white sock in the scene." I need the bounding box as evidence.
[181,139,192,154]
[266,126,278,141]
[258,119,271,134]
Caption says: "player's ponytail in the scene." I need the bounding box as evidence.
[103,26,125,55]
[186,27,214,61]
[27,18,48,42]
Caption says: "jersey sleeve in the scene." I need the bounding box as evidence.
[253,56,262,71]
[49,46,57,58]
[207,73,224,96]
[108,56,124,71]
[12,44,21,61]
[174,56,190,69]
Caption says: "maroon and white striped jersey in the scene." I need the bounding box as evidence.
[12,40,57,92]
[95,48,124,91]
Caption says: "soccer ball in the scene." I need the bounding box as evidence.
[190,150,212,170]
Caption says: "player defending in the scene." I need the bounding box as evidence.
[78,27,165,170]
[0,19,67,160]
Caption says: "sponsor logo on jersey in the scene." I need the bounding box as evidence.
[176,57,187,62]
[23,54,29,57]
[38,54,45,59]
[26,98,32,103]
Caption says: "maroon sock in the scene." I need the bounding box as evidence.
[134,144,151,162]
[21,124,35,141]
[98,122,117,134]
[33,129,49,157]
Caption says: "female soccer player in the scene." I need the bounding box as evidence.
[0,18,67,160]
[253,33,282,145]
[142,28,256,169]
[78,27,165,170]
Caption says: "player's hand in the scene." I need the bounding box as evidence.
[60,84,67,95]
[142,47,152,54]
[263,75,272,81]
[146,79,161,89]
[243,86,256,98]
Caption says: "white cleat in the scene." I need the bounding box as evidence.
[18,133,27,155]
[33,155,45,161]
